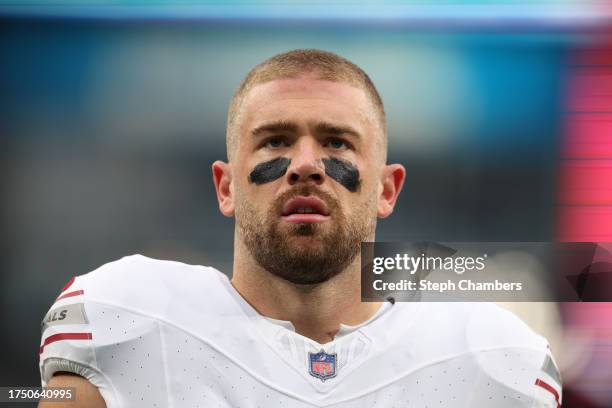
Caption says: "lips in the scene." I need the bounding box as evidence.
[281,196,330,223]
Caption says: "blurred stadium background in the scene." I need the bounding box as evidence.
[1,0,611,406]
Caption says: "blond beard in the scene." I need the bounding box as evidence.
[236,185,376,285]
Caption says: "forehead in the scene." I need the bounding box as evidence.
[238,75,379,134]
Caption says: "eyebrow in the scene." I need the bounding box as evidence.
[314,122,362,140]
[251,120,362,140]
[251,121,299,137]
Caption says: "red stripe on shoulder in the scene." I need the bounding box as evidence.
[61,277,76,292]
[39,332,92,354]
[55,289,84,302]
[535,378,561,408]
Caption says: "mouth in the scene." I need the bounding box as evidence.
[281,195,331,224]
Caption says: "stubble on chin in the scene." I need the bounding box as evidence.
[236,186,375,285]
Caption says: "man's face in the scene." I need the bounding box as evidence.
[224,74,387,284]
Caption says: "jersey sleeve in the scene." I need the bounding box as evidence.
[465,303,562,408]
[39,274,119,407]
[39,255,170,408]
[463,346,562,408]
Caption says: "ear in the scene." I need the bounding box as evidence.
[377,163,406,218]
[212,160,235,217]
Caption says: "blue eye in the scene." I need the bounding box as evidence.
[326,138,348,150]
[264,137,287,149]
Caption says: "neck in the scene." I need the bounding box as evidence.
[231,237,381,344]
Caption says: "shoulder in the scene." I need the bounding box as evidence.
[49,254,231,344]
[39,255,228,406]
[385,302,561,406]
[384,301,552,374]
[462,302,549,351]
[40,256,226,361]
[414,302,560,406]
[76,254,227,306]
[460,303,562,406]
[81,253,224,289]
[405,301,549,351]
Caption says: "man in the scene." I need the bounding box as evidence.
[39,49,562,407]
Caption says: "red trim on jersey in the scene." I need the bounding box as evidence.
[61,277,76,292]
[39,332,92,354]
[535,378,561,408]
[55,289,84,302]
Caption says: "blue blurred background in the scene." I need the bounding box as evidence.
[1,1,611,406]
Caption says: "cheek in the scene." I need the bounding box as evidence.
[233,177,255,211]
[235,180,275,213]
[339,186,379,220]
[359,180,381,213]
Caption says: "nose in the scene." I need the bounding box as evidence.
[286,137,325,187]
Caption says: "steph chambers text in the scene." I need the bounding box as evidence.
[372,279,523,293]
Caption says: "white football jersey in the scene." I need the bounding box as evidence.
[40,255,562,408]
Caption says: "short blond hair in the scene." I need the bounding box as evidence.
[226,49,387,161]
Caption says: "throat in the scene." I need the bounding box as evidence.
[230,252,383,344]
[293,323,340,344]
[261,301,391,344]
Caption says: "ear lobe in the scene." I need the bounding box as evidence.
[377,163,406,219]
[212,160,235,217]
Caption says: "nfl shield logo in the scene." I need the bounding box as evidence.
[309,350,337,381]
